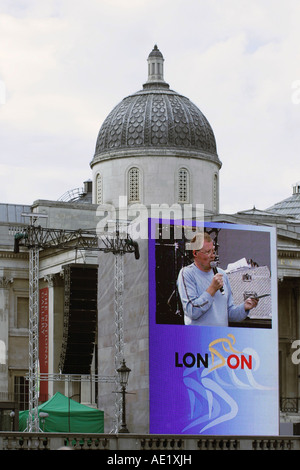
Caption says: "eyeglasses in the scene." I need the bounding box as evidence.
[198,249,215,256]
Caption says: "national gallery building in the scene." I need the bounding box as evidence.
[0,46,299,440]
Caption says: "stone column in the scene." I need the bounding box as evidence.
[43,273,65,398]
[0,276,13,399]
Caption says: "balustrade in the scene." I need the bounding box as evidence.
[0,433,299,451]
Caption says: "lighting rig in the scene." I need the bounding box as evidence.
[13,213,139,432]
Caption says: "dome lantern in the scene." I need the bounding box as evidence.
[144,44,169,89]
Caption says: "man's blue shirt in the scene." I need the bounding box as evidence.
[177,263,248,326]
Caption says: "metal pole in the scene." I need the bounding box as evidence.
[118,386,129,433]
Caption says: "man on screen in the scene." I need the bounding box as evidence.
[177,232,258,326]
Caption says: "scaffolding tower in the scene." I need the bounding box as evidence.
[14,215,139,432]
[28,246,40,431]
[114,252,124,431]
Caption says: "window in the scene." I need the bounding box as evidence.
[96,173,103,204]
[178,168,190,203]
[128,167,141,203]
[17,297,29,329]
[14,376,29,411]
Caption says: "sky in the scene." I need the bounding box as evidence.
[0,0,299,214]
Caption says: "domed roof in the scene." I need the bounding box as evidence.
[91,46,221,167]
[148,44,163,58]
[267,182,300,219]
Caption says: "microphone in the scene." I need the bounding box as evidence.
[210,260,225,295]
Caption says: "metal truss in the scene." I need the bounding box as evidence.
[27,246,40,432]
[14,224,140,257]
[58,264,71,375]
[14,217,139,433]
[25,373,115,383]
[113,252,125,431]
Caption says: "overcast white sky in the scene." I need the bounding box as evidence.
[0,0,299,214]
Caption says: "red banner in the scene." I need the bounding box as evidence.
[39,287,49,401]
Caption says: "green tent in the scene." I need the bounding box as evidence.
[19,392,104,433]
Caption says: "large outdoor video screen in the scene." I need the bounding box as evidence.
[148,219,279,435]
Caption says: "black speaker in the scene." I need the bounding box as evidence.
[59,264,97,374]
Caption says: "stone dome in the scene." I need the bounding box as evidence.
[91,46,221,168]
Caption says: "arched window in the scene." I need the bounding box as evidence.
[128,167,141,203]
[96,173,103,204]
[178,167,190,203]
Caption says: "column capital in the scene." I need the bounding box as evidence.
[43,273,63,287]
[43,274,56,287]
[0,277,13,289]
